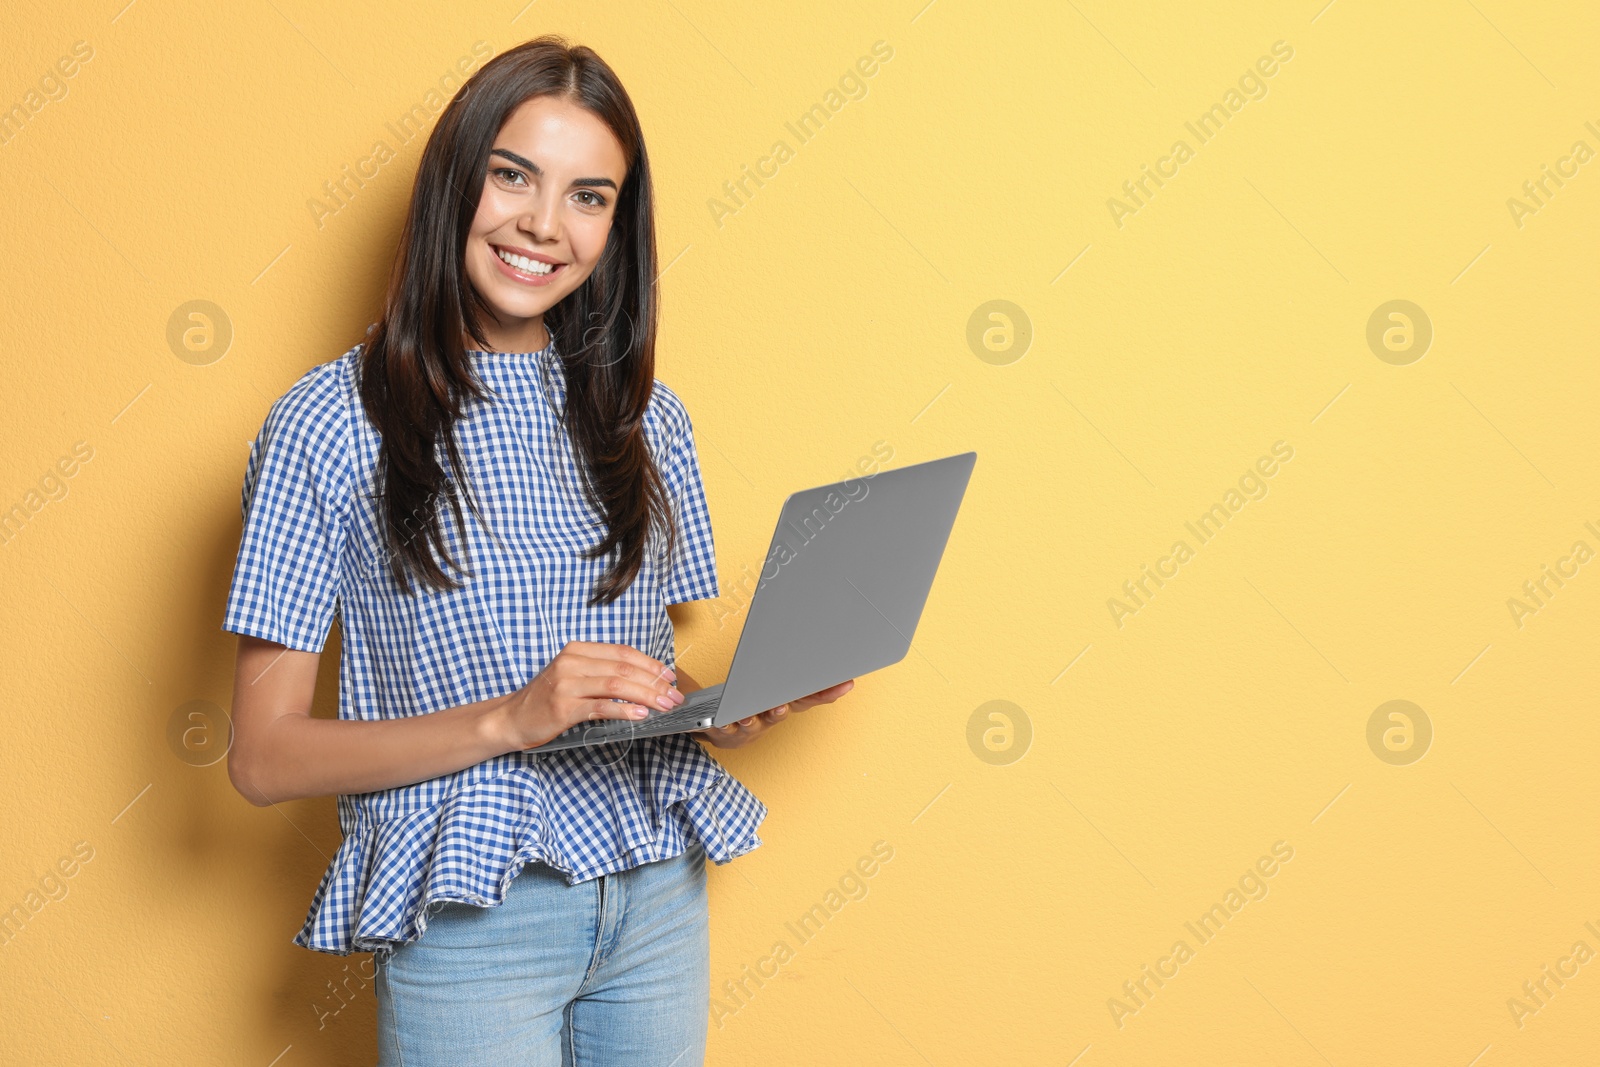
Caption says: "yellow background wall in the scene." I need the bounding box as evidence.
[3,0,1598,1063]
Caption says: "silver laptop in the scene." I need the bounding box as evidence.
[529,450,977,751]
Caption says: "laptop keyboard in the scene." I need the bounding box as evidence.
[532,689,722,750]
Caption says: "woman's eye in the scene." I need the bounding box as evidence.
[494,168,527,187]
[575,190,606,208]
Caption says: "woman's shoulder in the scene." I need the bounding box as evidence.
[644,377,695,445]
[241,346,363,515]
[258,344,362,450]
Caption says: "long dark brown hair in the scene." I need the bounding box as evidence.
[357,35,673,607]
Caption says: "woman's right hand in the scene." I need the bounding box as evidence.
[495,640,685,751]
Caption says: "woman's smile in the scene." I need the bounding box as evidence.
[490,242,568,286]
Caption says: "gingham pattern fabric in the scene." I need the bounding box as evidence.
[221,338,766,960]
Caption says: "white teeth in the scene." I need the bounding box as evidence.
[496,248,555,275]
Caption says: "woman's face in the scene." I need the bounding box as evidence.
[463,94,628,351]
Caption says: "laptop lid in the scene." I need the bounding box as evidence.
[712,451,977,721]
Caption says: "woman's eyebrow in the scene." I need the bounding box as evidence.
[490,147,618,190]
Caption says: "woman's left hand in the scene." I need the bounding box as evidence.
[693,679,856,749]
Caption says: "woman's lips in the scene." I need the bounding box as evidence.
[491,246,567,287]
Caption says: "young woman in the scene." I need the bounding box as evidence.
[222,36,853,1066]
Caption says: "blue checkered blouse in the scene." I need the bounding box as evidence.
[221,338,766,960]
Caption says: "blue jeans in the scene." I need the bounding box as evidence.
[375,842,709,1066]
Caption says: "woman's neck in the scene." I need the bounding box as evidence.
[466,317,550,354]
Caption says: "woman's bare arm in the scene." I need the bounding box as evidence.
[226,634,683,806]
[227,636,521,806]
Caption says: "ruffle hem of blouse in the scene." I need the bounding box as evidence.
[291,750,766,959]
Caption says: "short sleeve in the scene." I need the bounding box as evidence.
[653,385,720,605]
[221,365,351,652]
